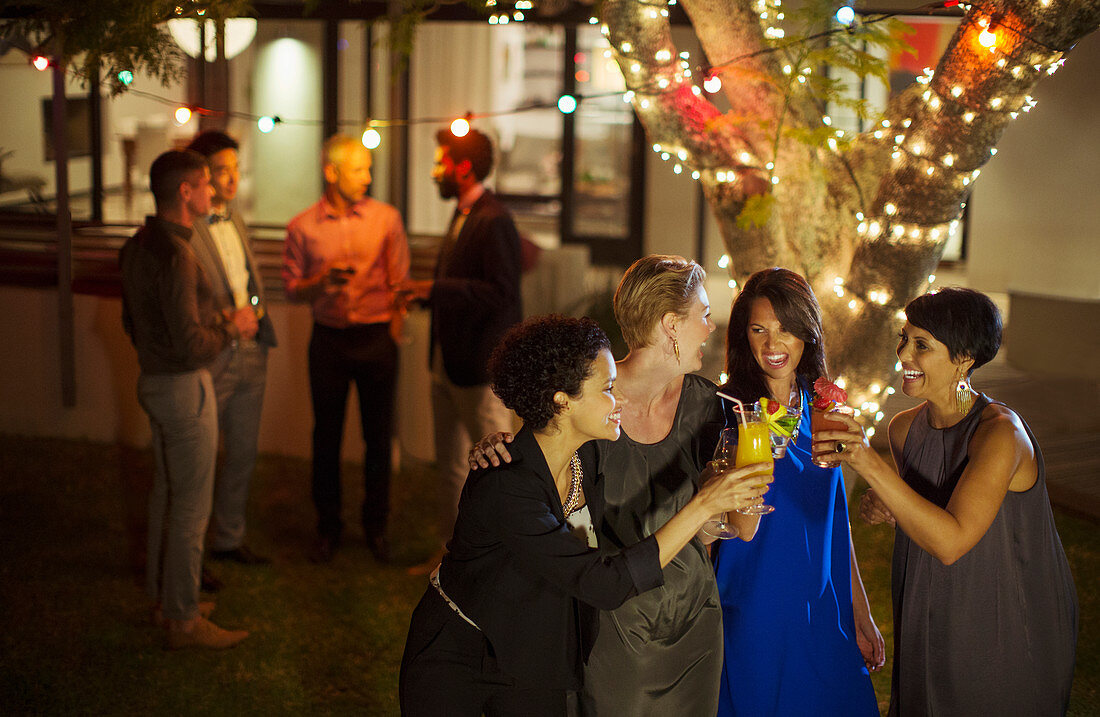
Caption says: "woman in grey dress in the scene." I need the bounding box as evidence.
[815,288,1078,716]
[471,256,763,714]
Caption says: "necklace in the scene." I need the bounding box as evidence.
[562,452,583,518]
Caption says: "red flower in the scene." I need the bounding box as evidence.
[812,377,848,410]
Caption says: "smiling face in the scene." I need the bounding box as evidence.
[747,296,805,391]
[896,321,971,401]
[207,147,239,210]
[568,349,622,442]
[672,285,716,372]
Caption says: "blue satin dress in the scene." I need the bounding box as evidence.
[712,388,878,716]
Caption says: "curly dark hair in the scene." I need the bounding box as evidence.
[489,315,610,431]
[723,267,828,403]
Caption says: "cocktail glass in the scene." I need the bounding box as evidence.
[755,401,801,459]
[810,405,854,467]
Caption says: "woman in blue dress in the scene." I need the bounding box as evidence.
[713,267,883,716]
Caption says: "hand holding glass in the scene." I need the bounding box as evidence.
[810,405,855,467]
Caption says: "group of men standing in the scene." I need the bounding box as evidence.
[119,127,522,649]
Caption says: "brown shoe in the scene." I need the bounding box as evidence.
[166,616,248,650]
[151,601,215,629]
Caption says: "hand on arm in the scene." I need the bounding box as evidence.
[819,409,1026,565]
[858,489,896,526]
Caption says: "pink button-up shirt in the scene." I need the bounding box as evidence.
[282,196,410,328]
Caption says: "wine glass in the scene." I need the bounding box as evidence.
[702,428,741,539]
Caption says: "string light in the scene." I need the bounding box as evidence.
[361,127,381,149]
[32,55,49,71]
[174,106,193,125]
[257,115,276,133]
[450,117,470,137]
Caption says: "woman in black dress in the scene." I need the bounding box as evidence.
[816,288,1077,716]
[399,315,769,716]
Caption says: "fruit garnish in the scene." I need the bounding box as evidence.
[759,397,793,436]
[812,377,848,411]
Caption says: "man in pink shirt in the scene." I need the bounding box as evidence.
[283,134,410,564]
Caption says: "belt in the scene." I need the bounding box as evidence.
[429,564,480,631]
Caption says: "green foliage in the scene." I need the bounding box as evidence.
[736,192,776,229]
[762,0,916,151]
[0,0,251,94]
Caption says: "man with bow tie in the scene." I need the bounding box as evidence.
[187,131,278,573]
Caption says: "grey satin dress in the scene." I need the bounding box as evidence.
[890,394,1078,716]
[580,374,725,715]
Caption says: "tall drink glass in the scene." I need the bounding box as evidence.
[810,405,854,467]
[733,410,775,515]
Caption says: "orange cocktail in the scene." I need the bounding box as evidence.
[734,410,774,515]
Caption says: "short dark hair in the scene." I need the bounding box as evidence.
[149,150,207,208]
[904,287,1002,374]
[489,315,610,431]
[436,127,494,181]
[186,130,239,158]
[723,267,828,403]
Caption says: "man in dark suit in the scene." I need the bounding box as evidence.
[399,128,521,572]
[186,131,277,569]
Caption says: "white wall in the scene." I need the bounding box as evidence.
[968,34,1100,300]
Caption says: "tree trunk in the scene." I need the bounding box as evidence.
[603,0,1100,417]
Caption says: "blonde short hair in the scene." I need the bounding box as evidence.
[613,255,706,351]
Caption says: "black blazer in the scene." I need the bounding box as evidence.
[430,426,663,690]
[190,208,277,348]
[429,190,521,386]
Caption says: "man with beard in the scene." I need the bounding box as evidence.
[283,135,411,564]
[399,127,521,574]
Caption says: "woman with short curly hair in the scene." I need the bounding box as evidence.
[470,256,758,714]
[399,315,769,716]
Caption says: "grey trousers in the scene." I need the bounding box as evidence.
[208,341,268,552]
[139,369,218,621]
[430,370,514,546]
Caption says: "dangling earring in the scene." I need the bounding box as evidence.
[672,338,680,363]
[955,374,974,414]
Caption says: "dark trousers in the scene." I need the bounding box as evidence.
[308,322,396,540]
[400,589,567,717]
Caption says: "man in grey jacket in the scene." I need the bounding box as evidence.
[186,131,277,568]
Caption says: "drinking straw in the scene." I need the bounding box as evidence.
[715,390,748,428]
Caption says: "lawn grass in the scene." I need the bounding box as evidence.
[0,434,1095,715]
